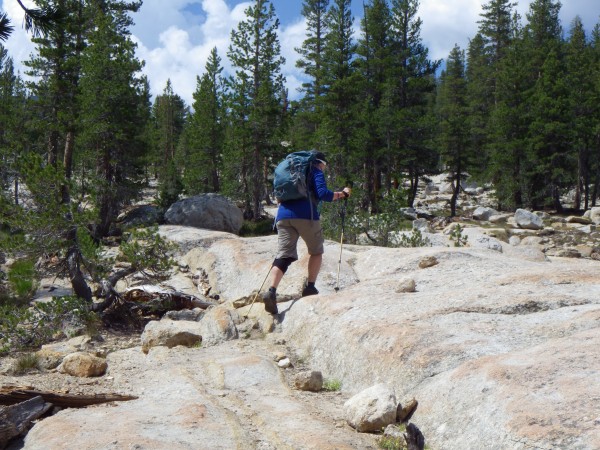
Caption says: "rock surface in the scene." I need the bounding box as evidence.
[5,222,600,450]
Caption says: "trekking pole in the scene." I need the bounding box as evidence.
[334,197,347,292]
[245,265,273,318]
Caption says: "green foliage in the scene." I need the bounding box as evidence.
[157,160,183,210]
[0,296,97,355]
[323,378,342,391]
[119,226,175,278]
[7,258,37,301]
[449,224,469,247]
[395,229,431,248]
[377,433,406,450]
[239,218,276,237]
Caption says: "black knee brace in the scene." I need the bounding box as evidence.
[272,257,296,274]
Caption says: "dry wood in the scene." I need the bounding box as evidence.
[123,288,216,311]
[0,385,137,408]
[0,396,51,449]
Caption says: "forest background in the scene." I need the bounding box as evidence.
[0,0,599,309]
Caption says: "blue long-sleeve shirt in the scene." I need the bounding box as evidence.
[276,166,334,221]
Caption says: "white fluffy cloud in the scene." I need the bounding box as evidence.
[2,0,600,106]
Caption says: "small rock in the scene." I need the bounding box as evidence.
[58,352,107,377]
[395,278,416,293]
[418,256,438,269]
[293,370,323,392]
[273,352,287,362]
[278,358,292,368]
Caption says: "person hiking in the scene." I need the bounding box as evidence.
[263,151,352,315]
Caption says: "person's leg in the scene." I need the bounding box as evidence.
[263,220,299,314]
[307,253,322,283]
[270,266,285,289]
[297,219,324,296]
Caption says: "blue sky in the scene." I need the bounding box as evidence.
[3,0,600,106]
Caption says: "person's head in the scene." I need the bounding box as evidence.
[314,151,328,170]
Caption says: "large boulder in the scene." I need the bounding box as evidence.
[344,383,397,432]
[514,208,543,230]
[117,205,162,229]
[472,206,499,221]
[588,207,600,225]
[165,194,244,234]
[141,319,203,354]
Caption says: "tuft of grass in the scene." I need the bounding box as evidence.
[322,378,342,392]
[13,353,40,374]
[239,218,276,237]
[377,435,406,450]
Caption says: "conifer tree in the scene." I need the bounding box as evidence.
[566,17,597,210]
[356,0,392,211]
[437,45,470,217]
[320,0,358,178]
[183,47,225,194]
[78,0,146,237]
[294,0,329,148]
[522,0,567,209]
[387,0,439,206]
[226,0,286,219]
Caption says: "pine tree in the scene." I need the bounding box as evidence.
[387,0,440,206]
[78,0,146,237]
[320,0,358,178]
[294,0,329,148]
[566,17,597,210]
[437,45,470,217]
[356,0,392,211]
[152,79,187,171]
[183,47,225,194]
[227,0,286,219]
[522,0,567,209]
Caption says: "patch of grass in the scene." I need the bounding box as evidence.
[323,378,342,391]
[239,218,276,237]
[13,353,40,374]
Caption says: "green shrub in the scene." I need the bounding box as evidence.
[323,378,342,391]
[449,224,468,247]
[395,229,431,248]
[7,259,38,301]
[239,218,276,237]
[0,296,98,355]
[377,434,407,450]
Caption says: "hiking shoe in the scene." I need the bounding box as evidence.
[262,290,278,315]
[301,284,319,297]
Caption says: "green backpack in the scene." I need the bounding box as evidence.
[273,150,318,202]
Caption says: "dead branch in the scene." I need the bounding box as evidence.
[0,385,137,408]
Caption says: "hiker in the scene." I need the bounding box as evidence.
[263,151,351,315]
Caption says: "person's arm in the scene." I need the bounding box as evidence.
[313,169,351,202]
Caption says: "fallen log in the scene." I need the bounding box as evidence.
[0,385,137,408]
[0,396,51,449]
[122,287,216,312]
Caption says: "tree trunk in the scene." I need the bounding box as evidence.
[67,247,92,302]
[62,130,75,205]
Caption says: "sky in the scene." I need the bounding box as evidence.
[2,0,600,106]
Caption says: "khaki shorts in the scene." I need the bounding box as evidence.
[276,219,324,259]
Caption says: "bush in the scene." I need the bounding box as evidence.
[7,259,38,302]
[395,229,431,248]
[323,378,342,391]
[239,218,276,237]
[13,353,40,374]
[0,296,99,355]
